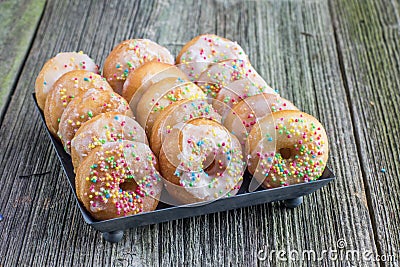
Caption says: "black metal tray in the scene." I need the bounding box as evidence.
[33,93,335,243]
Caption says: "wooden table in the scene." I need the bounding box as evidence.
[0,0,399,266]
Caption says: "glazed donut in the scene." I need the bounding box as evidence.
[224,93,298,149]
[158,118,245,204]
[246,110,329,188]
[35,52,98,110]
[103,39,174,94]
[196,59,273,98]
[44,70,112,137]
[70,111,147,170]
[150,99,222,157]
[75,141,162,220]
[212,79,275,117]
[135,77,205,134]
[122,61,187,102]
[58,89,132,153]
[176,34,248,81]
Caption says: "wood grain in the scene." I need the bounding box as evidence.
[0,0,46,121]
[330,0,400,263]
[0,0,391,266]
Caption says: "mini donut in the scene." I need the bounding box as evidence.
[58,89,132,153]
[75,141,162,220]
[44,70,112,137]
[246,110,329,188]
[196,59,273,98]
[135,77,205,134]
[158,118,245,204]
[150,99,222,157]
[212,79,276,117]
[35,52,99,110]
[71,111,148,170]
[103,39,174,94]
[224,93,298,149]
[176,34,248,81]
[122,61,187,102]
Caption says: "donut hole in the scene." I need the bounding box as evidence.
[279,148,292,159]
[203,154,227,176]
[119,180,138,192]
[204,159,216,175]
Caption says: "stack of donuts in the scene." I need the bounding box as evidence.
[35,34,329,220]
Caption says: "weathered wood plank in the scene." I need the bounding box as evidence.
[0,0,46,121]
[0,0,382,266]
[330,0,400,263]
